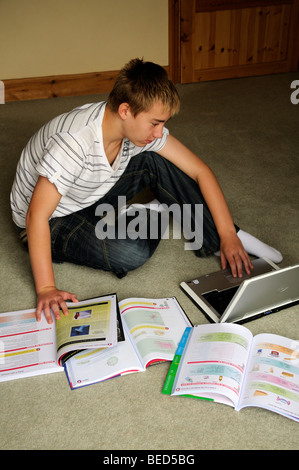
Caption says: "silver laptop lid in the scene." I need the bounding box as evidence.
[220,264,299,323]
[180,258,278,323]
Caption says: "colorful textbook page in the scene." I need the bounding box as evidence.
[64,297,192,389]
[56,294,118,365]
[0,308,61,382]
[163,323,299,422]
[0,294,118,382]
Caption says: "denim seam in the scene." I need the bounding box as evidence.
[49,218,62,241]
[100,238,113,271]
[62,219,85,254]
[156,181,180,204]
[60,214,113,272]
[115,167,180,205]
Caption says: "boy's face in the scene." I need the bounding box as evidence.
[123,102,172,147]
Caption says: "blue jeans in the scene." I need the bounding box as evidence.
[40,152,237,277]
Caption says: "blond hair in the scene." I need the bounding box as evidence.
[107,58,180,117]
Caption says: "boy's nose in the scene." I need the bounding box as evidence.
[153,126,163,139]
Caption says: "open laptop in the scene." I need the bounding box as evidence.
[180,257,299,324]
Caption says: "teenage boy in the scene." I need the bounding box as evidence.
[10,58,282,324]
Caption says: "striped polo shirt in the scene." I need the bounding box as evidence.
[10,101,169,228]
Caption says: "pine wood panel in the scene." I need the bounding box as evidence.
[180,0,299,83]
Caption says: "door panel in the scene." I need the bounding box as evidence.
[179,0,299,83]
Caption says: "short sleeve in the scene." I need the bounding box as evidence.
[35,133,85,196]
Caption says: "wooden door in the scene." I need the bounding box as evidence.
[169,0,299,83]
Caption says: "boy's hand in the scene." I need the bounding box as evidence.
[36,286,79,324]
[220,233,253,278]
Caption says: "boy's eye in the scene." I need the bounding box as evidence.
[152,122,159,127]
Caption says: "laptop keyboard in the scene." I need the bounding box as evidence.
[202,286,239,315]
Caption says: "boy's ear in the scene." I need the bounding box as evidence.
[118,103,131,120]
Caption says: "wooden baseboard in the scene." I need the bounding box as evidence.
[3,70,119,102]
[3,66,170,102]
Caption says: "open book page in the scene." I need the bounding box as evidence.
[170,323,253,407]
[65,333,143,389]
[0,308,61,382]
[237,333,299,422]
[56,294,118,364]
[119,297,192,368]
[65,296,191,389]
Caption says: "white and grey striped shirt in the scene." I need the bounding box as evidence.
[10,101,169,227]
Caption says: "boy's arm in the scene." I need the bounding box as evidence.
[26,176,78,323]
[158,135,253,278]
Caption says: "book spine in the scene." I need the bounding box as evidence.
[162,327,192,395]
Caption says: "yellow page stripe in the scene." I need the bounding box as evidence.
[121,302,155,309]
[75,348,105,360]
[0,348,38,359]
[130,325,167,334]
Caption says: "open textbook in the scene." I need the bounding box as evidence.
[0,294,119,382]
[65,297,192,389]
[163,323,299,422]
